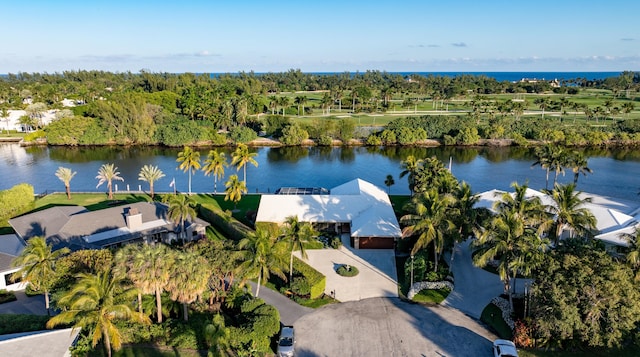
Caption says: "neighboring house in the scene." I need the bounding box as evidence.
[256,178,401,249]
[0,234,26,291]
[475,188,640,249]
[9,202,209,251]
[0,328,79,357]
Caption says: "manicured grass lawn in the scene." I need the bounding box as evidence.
[411,288,450,304]
[34,193,150,211]
[298,295,338,308]
[92,345,203,357]
[480,303,513,340]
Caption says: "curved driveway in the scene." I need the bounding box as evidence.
[294,297,497,357]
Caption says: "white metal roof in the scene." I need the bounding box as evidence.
[256,178,401,238]
[475,188,640,247]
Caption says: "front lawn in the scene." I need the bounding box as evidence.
[480,302,513,339]
[411,288,450,304]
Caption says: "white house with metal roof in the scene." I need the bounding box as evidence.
[0,234,26,291]
[475,187,640,248]
[256,178,401,249]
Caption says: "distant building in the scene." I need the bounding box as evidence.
[519,78,560,88]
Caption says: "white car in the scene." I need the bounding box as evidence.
[277,326,295,357]
[493,339,518,357]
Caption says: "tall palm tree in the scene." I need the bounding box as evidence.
[278,96,291,117]
[11,237,70,315]
[113,244,144,313]
[166,250,210,321]
[177,146,201,195]
[203,150,228,194]
[224,174,247,209]
[567,151,592,185]
[399,155,423,196]
[231,143,258,186]
[472,210,546,311]
[531,146,553,190]
[238,228,287,297]
[281,215,315,284]
[96,163,124,200]
[131,244,175,323]
[46,270,151,357]
[55,166,77,200]
[138,164,165,199]
[495,182,548,230]
[400,189,456,272]
[165,194,197,243]
[384,174,395,194]
[543,183,597,243]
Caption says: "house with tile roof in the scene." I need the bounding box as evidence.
[9,202,209,251]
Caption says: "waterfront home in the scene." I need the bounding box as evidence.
[0,234,26,291]
[9,201,209,251]
[475,188,640,249]
[256,178,401,249]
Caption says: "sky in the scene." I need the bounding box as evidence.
[1,0,639,73]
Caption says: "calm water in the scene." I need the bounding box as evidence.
[1,144,639,199]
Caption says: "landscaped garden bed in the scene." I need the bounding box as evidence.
[335,264,359,277]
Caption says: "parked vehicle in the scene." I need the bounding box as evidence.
[493,339,518,357]
[277,326,295,357]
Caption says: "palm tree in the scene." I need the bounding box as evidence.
[55,166,77,200]
[46,270,151,357]
[11,237,70,315]
[177,146,201,195]
[96,163,124,200]
[131,244,175,323]
[138,164,165,199]
[166,250,210,321]
[472,210,546,311]
[543,183,597,243]
[238,228,287,297]
[534,97,550,119]
[278,96,291,117]
[281,215,315,284]
[0,108,10,133]
[203,150,228,194]
[494,182,548,229]
[224,174,247,209]
[400,189,456,272]
[399,155,423,196]
[531,146,553,190]
[164,194,197,243]
[384,174,395,194]
[231,143,258,186]
[567,151,592,185]
[113,245,144,313]
[294,95,308,116]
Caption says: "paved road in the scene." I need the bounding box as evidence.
[247,281,312,325]
[295,297,497,357]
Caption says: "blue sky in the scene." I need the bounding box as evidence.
[1,0,638,73]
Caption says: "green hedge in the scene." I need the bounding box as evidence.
[0,290,17,304]
[0,183,35,221]
[293,257,326,299]
[198,203,252,241]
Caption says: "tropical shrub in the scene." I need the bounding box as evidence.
[229,126,257,144]
[0,183,34,221]
[0,290,17,304]
[280,122,309,145]
[0,314,49,334]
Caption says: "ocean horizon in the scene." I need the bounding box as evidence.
[0,71,624,82]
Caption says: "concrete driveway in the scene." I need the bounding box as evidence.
[442,239,532,319]
[295,242,398,302]
[295,297,497,357]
